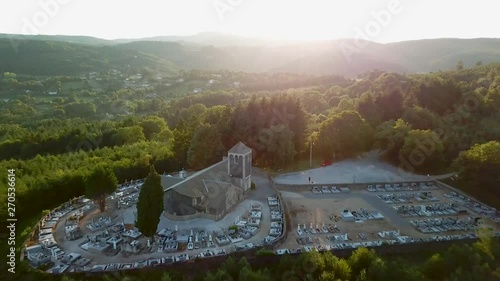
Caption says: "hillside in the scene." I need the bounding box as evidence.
[0,38,178,76]
[387,38,500,72]
[0,33,114,46]
[117,38,500,77]
[1,34,499,77]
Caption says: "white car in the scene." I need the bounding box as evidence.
[304,246,317,252]
[312,187,322,194]
[321,186,332,193]
[215,249,226,255]
[176,254,189,262]
[198,250,214,258]
[187,243,194,250]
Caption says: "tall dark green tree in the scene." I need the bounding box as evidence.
[453,141,500,205]
[84,165,118,212]
[317,110,372,159]
[136,165,164,237]
[187,123,225,170]
[400,129,445,172]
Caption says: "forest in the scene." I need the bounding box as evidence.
[0,39,177,76]
[2,35,500,76]
[0,57,499,280]
[1,63,499,223]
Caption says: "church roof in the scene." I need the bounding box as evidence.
[160,176,184,189]
[228,142,252,154]
[198,181,238,210]
[163,142,250,212]
[163,158,230,197]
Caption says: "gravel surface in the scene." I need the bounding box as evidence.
[274,151,453,185]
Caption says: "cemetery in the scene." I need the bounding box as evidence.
[393,203,467,217]
[377,192,440,204]
[280,179,500,252]
[22,162,500,276]
[367,182,439,192]
[312,185,350,194]
[23,175,282,274]
[410,217,480,233]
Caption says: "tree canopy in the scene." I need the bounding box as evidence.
[317,110,372,159]
[136,165,164,237]
[453,141,500,204]
[84,165,118,212]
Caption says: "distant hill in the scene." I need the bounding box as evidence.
[0,33,114,46]
[1,33,499,77]
[116,38,500,76]
[0,32,277,47]
[137,32,276,47]
[386,38,500,72]
[0,38,178,76]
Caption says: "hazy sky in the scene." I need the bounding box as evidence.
[1,0,499,43]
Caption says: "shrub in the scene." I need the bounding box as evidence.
[255,248,275,256]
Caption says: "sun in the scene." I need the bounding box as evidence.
[228,1,356,41]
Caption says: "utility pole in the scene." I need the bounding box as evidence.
[309,141,314,168]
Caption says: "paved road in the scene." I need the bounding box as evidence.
[274,151,453,185]
[249,168,277,201]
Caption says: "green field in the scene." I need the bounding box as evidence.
[61,81,85,92]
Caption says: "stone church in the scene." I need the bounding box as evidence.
[162,142,252,221]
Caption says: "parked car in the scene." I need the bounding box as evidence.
[320,160,332,166]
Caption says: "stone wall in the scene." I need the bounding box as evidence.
[162,211,218,221]
[79,238,478,279]
[274,180,436,191]
[435,180,497,211]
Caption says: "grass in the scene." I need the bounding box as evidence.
[0,211,51,277]
[0,211,48,256]
[88,80,102,89]
[19,211,49,250]
[61,81,85,92]
[61,80,103,93]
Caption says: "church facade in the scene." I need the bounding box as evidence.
[162,142,252,221]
